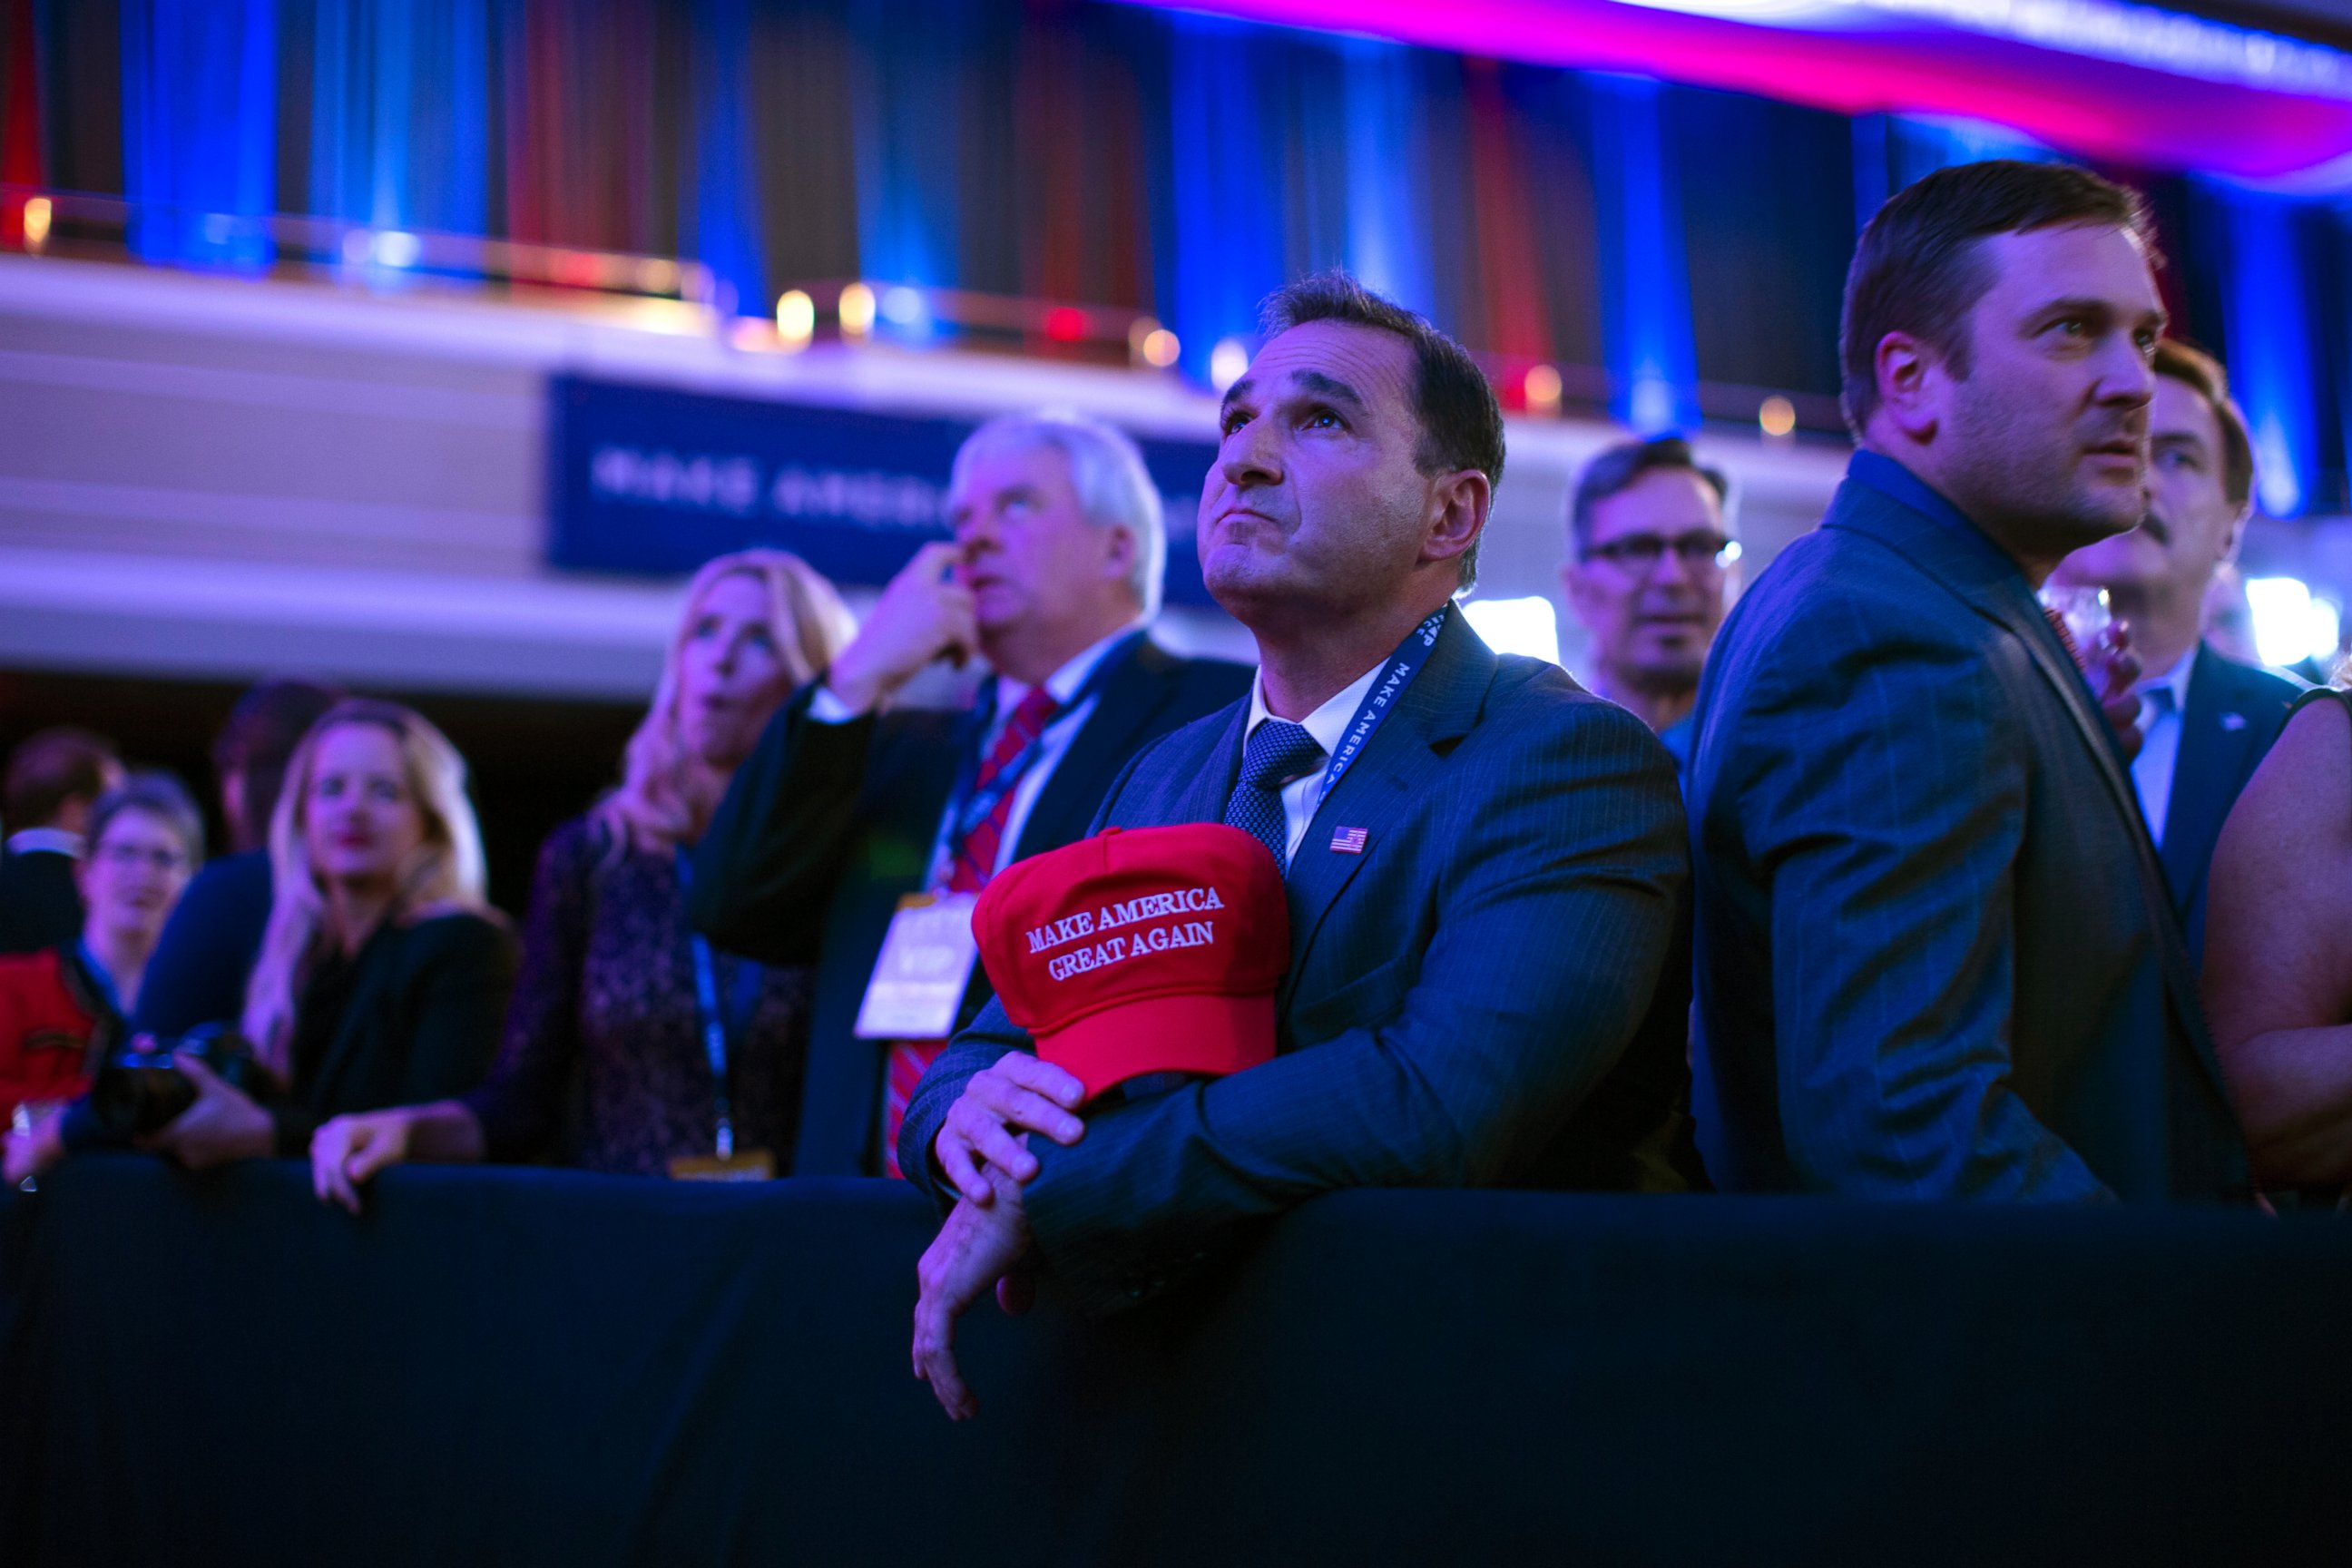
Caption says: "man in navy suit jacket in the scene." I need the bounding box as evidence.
[2049,339,2303,959]
[900,275,1697,1415]
[1687,161,2248,1202]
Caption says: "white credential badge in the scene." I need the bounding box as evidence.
[853,892,982,1039]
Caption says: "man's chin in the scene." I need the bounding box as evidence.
[1625,656,1706,694]
[2053,491,2147,548]
[1201,557,1290,619]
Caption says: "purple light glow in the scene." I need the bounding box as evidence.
[1122,0,2352,184]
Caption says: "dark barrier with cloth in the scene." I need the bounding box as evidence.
[5,1156,2350,1566]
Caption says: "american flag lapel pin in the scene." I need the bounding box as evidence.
[1329,826,1368,855]
[2220,712,2248,732]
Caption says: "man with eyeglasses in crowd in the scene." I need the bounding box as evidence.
[1561,436,1738,774]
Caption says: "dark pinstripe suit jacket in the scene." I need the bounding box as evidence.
[900,611,1701,1316]
[1686,453,2249,1202]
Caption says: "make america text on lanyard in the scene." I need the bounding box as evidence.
[1302,606,1449,820]
[671,850,774,1181]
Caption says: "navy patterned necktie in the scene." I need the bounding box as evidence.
[1224,718,1327,872]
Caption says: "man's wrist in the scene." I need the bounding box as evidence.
[808,679,863,724]
[814,658,882,720]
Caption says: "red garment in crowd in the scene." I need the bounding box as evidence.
[0,947,104,1125]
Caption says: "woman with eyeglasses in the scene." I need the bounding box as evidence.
[0,773,202,1135]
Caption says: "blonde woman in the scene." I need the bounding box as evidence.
[108,699,516,1172]
[312,551,852,1204]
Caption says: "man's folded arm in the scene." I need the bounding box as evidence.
[1736,604,2111,1201]
[685,681,875,966]
[1020,710,1689,1311]
[897,1002,1029,1209]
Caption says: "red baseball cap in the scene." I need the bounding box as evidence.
[973,824,1289,1101]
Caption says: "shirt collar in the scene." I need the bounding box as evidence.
[2140,645,2196,712]
[994,622,1142,714]
[1847,448,1984,544]
[6,828,83,858]
[1246,658,1387,761]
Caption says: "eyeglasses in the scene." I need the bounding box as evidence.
[94,843,190,874]
[1580,531,1739,573]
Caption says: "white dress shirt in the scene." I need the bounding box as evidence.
[2132,647,2195,847]
[5,828,83,858]
[812,624,1140,882]
[1241,660,1385,861]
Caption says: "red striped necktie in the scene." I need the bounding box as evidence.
[2042,606,2087,672]
[881,684,1062,1180]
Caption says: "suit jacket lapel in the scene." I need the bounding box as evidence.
[304,936,387,1109]
[1827,486,2146,837]
[1014,637,1175,860]
[1173,699,1250,827]
[1277,612,1492,1011]
[2158,642,2250,910]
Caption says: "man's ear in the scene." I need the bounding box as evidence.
[2219,503,2252,567]
[1873,330,1943,444]
[1101,523,1138,583]
[1421,469,1490,571]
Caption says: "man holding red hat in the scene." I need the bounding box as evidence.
[971,820,1292,1101]
[903,273,1700,1419]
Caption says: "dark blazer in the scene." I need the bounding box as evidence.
[267,910,517,1156]
[1685,454,2248,1202]
[2158,642,2302,958]
[0,848,83,956]
[688,637,1250,1176]
[899,612,1701,1317]
[131,849,273,1037]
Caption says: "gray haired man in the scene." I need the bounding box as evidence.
[688,410,1251,1177]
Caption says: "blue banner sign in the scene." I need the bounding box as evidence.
[547,375,1223,606]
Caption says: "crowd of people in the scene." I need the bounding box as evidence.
[1,159,2348,1415]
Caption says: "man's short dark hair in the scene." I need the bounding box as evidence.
[4,727,122,831]
[1840,160,2160,436]
[212,679,346,854]
[2151,338,2256,514]
[1259,272,1505,591]
[1568,436,1730,554]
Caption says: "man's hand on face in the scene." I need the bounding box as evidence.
[930,1054,1086,1205]
[911,1163,1036,1422]
[822,542,980,714]
[2091,621,2145,763]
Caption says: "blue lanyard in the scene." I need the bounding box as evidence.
[74,941,124,1020]
[675,852,763,1157]
[1308,605,1450,811]
[936,629,1146,881]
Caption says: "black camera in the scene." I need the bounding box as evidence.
[90,1024,272,1142]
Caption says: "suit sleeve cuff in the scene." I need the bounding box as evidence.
[808,683,864,723]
